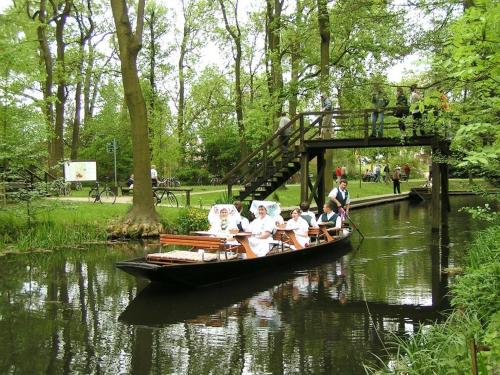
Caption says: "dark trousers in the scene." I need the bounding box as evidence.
[412,111,424,136]
[393,180,401,194]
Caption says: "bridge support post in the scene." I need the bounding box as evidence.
[317,150,326,210]
[431,160,441,232]
[300,152,308,203]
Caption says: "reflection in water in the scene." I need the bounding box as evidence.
[0,197,488,374]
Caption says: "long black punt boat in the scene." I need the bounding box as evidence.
[116,225,352,289]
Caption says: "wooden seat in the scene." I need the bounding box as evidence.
[160,234,226,252]
[147,250,239,263]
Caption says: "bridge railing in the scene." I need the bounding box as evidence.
[222,107,442,197]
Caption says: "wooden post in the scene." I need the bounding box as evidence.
[317,150,326,210]
[440,163,450,227]
[431,160,441,231]
[300,152,308,203]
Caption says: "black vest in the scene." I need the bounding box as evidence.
[320,212,338,225]
[333,189,349,213]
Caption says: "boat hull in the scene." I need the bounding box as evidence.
[116,233,351,288]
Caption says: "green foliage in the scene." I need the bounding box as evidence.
[175,208,209,234]
[176,166,210,185]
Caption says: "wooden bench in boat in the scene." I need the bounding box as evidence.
[147,250,239,264]
[160,234,227,251]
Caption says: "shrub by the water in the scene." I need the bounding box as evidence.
[175,208,209,234]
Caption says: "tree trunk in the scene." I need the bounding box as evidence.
[34,0,55,172]
[289,0,303,117]
[218,0,248,160]
[177,8,189,157]
[53,0,72,171]
[110,0,162,238]
[317,0,333,194]
[265,0,284,118]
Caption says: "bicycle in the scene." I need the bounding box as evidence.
[153,188,178,207]
[52,179,71,196]
[158,177,180,187]
[88,181,116,204]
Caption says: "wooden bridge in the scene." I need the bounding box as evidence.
[222,108,451,230]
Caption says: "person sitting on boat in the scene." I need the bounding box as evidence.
[299,201,319,228]
[248,205,276,257]
[250,200,283,232]
[317,201,342,234]
[233,200,250,232]
[286,208,310,248]
[328,178,350,218]
[207,204,240,237]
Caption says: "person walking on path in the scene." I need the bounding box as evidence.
[371,84,389,138]
[320,94,333,138]
[403,163,411,181]
[383,164,390,183]
[335,166,342,183]
[392,166,401,194]
[328,178,351,217]
[150,165,158,187]
[374,164,382,183]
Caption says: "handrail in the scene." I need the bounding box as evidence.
[221,113,303,184]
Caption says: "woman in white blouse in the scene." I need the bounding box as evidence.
[248,205,276,257]
[285,208,310,248]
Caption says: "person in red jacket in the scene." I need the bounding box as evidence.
[335,166,342,183]
[403,163,411,181]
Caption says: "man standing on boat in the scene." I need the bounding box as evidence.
[328,179,350,218]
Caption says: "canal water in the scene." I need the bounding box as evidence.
[0,197,488,374]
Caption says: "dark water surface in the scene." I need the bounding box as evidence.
[0,197,488,374]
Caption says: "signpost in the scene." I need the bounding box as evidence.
[107,139,118,188]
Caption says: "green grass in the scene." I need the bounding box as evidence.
[0,201,180,253]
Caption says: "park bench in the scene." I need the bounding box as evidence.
[121,186,133,195]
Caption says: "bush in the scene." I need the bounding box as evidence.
[175,167,210,185]
[175,208,209,234]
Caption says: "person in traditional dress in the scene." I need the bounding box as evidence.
[208,205,239,237]
[285,208,310,248]
[248,205,276,257]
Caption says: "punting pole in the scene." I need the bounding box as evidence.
[346,213,365,239]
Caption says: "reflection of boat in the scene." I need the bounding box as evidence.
[116,229,352,288]
[119,247,351,327]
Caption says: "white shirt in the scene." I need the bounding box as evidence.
[150,168,158,179]
[317,212,342,228]
[328,187,350,204]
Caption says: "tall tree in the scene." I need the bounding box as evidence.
[110,0,162,237]
[317,0,333,193]
[218,0,248,160]
[265,0,284,118]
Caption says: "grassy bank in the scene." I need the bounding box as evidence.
[367,224,500,374]
[1,178,494,253]
[0,201,179,253]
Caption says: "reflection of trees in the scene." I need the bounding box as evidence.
[0,198,486,374]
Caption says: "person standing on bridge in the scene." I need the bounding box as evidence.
[320,94,333,138]
[328,178,351,218]
[410,84,424,137]
[371,84,389,138]
[277,111,291,153]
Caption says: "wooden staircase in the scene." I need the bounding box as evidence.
[222,114,322,203]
